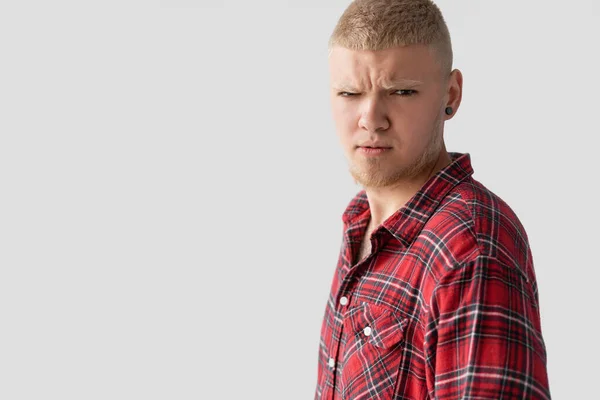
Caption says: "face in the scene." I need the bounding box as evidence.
[328,44,457,188]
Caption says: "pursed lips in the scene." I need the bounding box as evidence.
[357,145,392,149]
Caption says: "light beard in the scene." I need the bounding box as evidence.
[349,121,444,189]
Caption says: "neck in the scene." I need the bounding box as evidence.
[364,150,452,229]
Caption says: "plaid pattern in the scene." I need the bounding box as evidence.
[314,152,550,399]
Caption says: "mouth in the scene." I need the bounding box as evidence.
[356,146,392,156]
[356,141,393,149]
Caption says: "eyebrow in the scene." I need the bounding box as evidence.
[332,78,424,91]
[381,78,423,89]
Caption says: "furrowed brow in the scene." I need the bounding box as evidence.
[331,83,359,92]
[332,79,424,92]
[381,79,423,89]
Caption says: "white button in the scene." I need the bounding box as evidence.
[328,358,335,368]
[363,326,372,336]
[340,296,348,306]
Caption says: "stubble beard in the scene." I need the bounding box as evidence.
[348,117,444,189]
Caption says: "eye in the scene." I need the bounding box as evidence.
[338,92,358,97]
[394,89,417,96]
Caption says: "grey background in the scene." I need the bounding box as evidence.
[1,0,598,398]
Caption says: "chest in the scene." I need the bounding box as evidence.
[355,230,373,264]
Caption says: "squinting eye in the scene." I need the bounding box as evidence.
[338,92,357,97]
[394,89,417,96]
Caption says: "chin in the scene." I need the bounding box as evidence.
[350,168,395,187]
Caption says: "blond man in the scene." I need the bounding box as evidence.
[315,1,551,399]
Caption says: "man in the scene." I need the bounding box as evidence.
[314,0,551,399]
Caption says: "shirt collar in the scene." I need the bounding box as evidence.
[341,151,474,246]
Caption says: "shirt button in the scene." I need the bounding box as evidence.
[328,358,335,368]
[363,326,372,336]
[340,296,348,306]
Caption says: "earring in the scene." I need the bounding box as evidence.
[445,106,453,115]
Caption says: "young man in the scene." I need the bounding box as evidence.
[314,1,551,399]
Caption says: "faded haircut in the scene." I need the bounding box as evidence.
[328,0,453,79]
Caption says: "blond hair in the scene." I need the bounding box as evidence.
[328,0,453,77]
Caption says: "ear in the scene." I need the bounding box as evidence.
[444,69,463,120]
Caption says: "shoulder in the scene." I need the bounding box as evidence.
[424,176,534,283]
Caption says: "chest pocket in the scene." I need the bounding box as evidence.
[340,301,409,400]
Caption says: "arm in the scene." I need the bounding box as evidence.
[423,256,551,399]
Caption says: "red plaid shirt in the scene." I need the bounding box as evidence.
[314,152,550,399]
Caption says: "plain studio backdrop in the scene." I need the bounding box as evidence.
[0,0,597,398]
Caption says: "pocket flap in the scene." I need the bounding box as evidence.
[345,301,409,349]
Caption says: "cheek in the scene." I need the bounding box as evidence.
[391,104,435,135]
[332,102,354,121]
[336,130,353,150]
[332,106,357,137]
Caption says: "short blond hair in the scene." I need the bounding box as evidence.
[328,0,453,77]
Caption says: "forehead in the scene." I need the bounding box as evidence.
[328,44,441,87]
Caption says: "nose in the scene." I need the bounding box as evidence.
[358,97,390,133]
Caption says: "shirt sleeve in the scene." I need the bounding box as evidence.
[423,256,551,399]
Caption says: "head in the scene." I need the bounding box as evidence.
[328,0,463,188]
